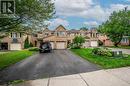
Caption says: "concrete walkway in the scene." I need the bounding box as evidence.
[7,67,130,86]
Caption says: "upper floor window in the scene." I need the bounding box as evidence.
[33,34,37,37]
[122,38,128,43]
[51,32,54,35]
[11,33,21,38]
[57,31,65,36]
[45,32,49,36]
[96,33,98,37]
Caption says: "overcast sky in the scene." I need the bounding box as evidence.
[48,0,130,30]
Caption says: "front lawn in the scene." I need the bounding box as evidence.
[71,48,130,69]
[0,50,36,70]
[0,51,10,54]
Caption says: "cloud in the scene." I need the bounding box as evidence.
[55,0,94,16]
[48,18,69,29]
[54,0,130,22]
[108,4,130,12]
[83,5,107,21]
[84,21,99,27]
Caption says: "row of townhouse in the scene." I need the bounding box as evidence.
[37,25,99,49]
[0,25,99,50]
[0,25,129,50]
[0,32,37,50]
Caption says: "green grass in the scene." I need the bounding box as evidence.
[0,50,36,70]
[71,48,130,69]
[0,51,10,54]
[9,80,25,85]
[107,45,130,49]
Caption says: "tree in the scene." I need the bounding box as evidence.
[98,9,130,47]
[24,36,30,49]
[29,42,34,47]
[0,0,55,38]
[80,27,88,31]
[73,36,85,48]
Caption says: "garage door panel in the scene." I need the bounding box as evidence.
[56,42,65,49]
[91,41,98,47]
[10,43,21,50]
[83,41,90,48]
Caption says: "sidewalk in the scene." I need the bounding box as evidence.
[7,67,130,86]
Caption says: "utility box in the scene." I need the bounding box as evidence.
[112,51,123,58]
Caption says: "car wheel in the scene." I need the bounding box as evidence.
[39,50,42,53]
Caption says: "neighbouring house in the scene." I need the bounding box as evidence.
[37,25,99,49]
[98,34,130,46]
[120,36,129,46]
[98,34,113,46]
[0,32,37,50]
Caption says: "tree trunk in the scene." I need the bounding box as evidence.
[114,43,119,47]
[114,35,123,47]
[114,40,121,47]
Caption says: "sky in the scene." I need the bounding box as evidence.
[48,0,130,30]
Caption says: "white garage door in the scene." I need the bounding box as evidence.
[50,42,54,49]
[83,41,90,48]
[90,41,98,47]
[10,43,22,50]
[56,42,66,49]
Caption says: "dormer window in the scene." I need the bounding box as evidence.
[45,32,49,36]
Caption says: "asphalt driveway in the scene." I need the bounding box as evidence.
[0,50,100,84]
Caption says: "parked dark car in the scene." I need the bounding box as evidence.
[39,42,52,53]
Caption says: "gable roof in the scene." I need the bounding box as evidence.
[55,25,66,31]
[43,28,51,32]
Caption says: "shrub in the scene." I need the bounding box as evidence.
[24,36,30,49]
[24,36,34,49]
[92,48,100,54]
[29,42,34,47]
[68,43,81,49]
[28,47,39,51]
[92,47,112,57]
[72,36,85,49]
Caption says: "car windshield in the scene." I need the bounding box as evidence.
[42,44,48,48]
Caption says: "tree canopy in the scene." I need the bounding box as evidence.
[73,36,85,48]
[0,0,55,33]
[98,9,130,46]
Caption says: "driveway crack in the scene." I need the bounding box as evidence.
[79,74,89,86]
[47,77,50,86]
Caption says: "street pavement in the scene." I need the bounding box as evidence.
[6,67,130,86]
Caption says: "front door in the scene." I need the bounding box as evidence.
[56,42,66,49]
